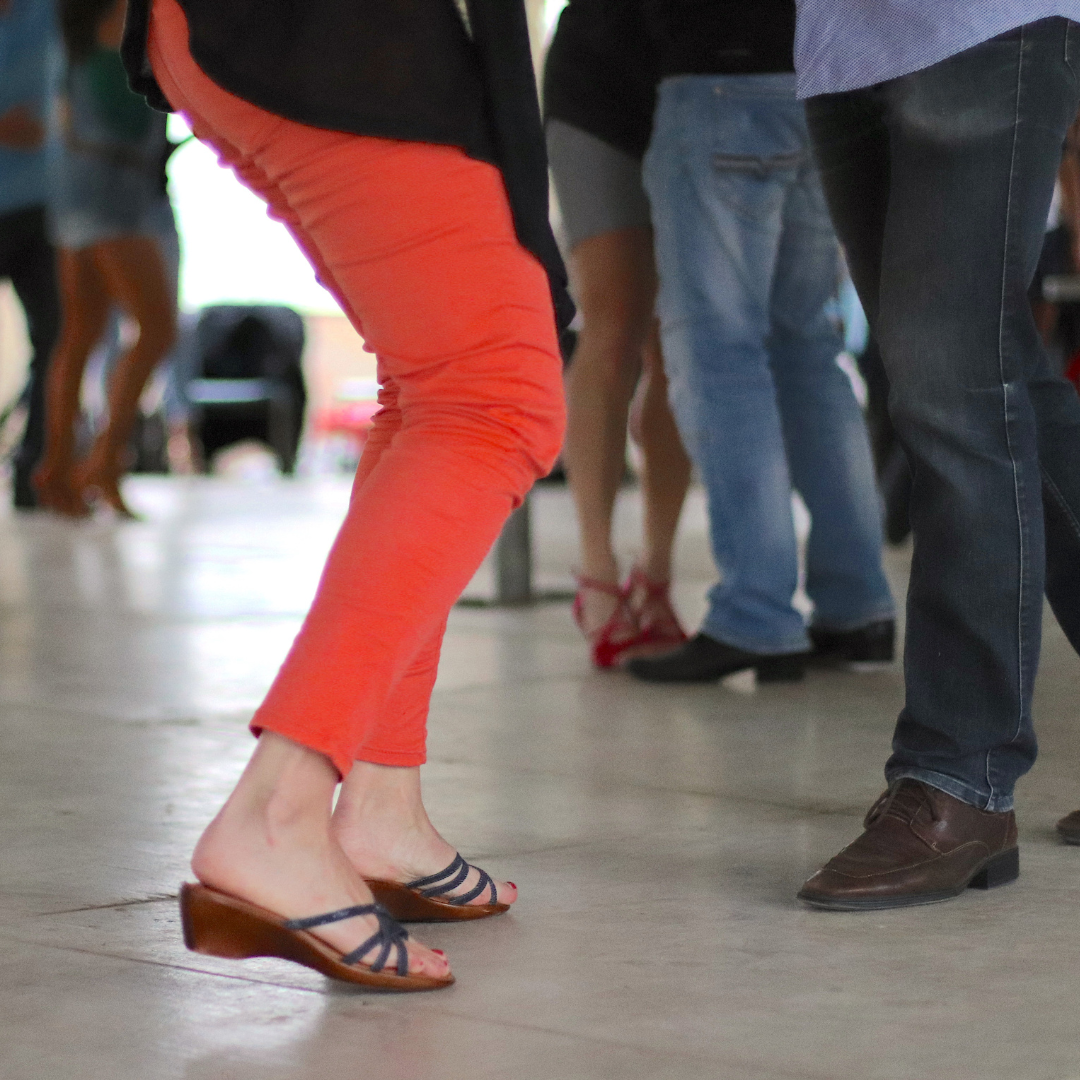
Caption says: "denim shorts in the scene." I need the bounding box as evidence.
[49,150,159,250]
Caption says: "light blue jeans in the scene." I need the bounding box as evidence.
[643,73,894,653]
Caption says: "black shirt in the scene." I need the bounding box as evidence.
[543,0,660,161]
[121,0,573,332]
[642,0,796,78]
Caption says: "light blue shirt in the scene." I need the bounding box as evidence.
[0,0,59,216]
[795,1,1080,98]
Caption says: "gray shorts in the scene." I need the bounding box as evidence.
[546,119,652,251]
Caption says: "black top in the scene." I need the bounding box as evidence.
[121,0,573,332]
[642,0,796,78]
[543,0,660,161]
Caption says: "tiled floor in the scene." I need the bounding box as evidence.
[2,476,1079,1080]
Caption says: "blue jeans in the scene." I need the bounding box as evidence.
[643,74,894,654]
[807,18,1080,811]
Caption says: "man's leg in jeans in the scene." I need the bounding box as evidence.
[796,19,1080,909]
[768,158,895,636]
[4,207,60,508]
[636,75,809,681]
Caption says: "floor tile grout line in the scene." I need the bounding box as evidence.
[36,893,179,916]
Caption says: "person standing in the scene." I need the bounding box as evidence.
[793,3,1080,909]
[122,0,569,988]
[627,0,895,686]
[0,0,61,510]
[35,0,178,517]
[544,0,692,669]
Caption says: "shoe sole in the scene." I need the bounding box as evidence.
[179,882,454,990]
[797,846,1019,912]
[365,879,509,922]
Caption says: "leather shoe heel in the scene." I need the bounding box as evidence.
[968,846,1019,890]
[755,655,806,683]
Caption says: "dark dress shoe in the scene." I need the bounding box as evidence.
[798,779,1018,911]
[1056,810,1080,845]
[624,632,806,683]
[808,619,895,668]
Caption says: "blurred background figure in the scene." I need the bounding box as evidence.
[544,0,692,670]
[628,0,895,685]
[0,0,61,510]
[36,0,176,517]
[79,132,188,476]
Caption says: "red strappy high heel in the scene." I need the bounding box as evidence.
[622,567,687,657]
[572,574,641,669]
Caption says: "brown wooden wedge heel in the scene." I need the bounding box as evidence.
[178,882,454,990]
[365,853,510,922]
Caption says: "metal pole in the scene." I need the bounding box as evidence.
[494,496,532,605]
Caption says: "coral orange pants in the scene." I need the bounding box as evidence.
[148,0,565,777]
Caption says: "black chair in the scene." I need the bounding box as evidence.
[184,304,307,474]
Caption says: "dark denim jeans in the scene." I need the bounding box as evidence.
[807,18,1080,811]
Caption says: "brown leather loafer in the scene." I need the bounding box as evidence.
[1057,810,1080,845]
[798,779,1018,911]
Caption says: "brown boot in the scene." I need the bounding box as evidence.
[1057,810,1080,845]
[798,779,1018,911]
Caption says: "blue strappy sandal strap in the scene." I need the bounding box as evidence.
[283,902,410,976]
[405,853,497,906]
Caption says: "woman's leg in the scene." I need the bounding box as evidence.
[35,248,111,516]
[79,235,177,515]
[563,225,655,631]
[632,320,691,583]
[149,0,560,950]
[335,388,517,905]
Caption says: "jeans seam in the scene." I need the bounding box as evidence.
[987,26,1029,806]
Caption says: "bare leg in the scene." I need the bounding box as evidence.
[634,321,691,583]
[563,226,656,632]
[77,236,177,515]
[34,249,111,516]
[191,732,450,977]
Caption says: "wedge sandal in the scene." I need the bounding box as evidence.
[366,853,510,922]
[179,882,453,990]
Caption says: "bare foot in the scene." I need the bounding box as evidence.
[32,463,91,518]
[74,457,139,519]
[192,736,450,979]
[331,762,517,908]
[575,579,622,637]
[618,568,686,661]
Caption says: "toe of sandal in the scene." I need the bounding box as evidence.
[366,854,510,922]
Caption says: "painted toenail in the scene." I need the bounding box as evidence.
[432,949,445,956]
[507,882,517,889]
